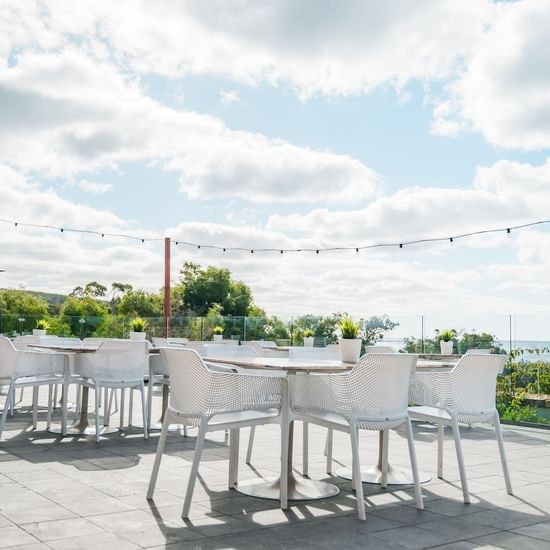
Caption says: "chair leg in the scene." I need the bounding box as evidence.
[302,421,309,477]
[147,412,171,499]
[404,418,423,510]
[451,416,470,503]
[94,384,100,443]
[32,386,39,429]
[46,384,53,429]
[182,419,208,519]
[493,412,513,494]
[0,381,15,439]
[53,383,59,409]
[326,427,333,474]
[228,428,240,488]
[246,426,255,464]
[140,382,148,440]
[350,425,365,520]
[146,377,154,431]
[437,423,444,478]
[119,389,125,429]
[128,389,134,426]
[381,429,389,489]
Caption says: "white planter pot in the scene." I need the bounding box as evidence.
[303,337,315,347]
[213,334,223,342]
[338,338,362,363]
[33,329,46,337]
[440,340,454,355]
[129,331,146,341]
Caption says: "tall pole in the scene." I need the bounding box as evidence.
[164,237,171,338]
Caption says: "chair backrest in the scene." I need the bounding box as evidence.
[348,353,417,417]
[161,348,215,415]
[446,354,506,413]
[76,340,148,382]
[365,345,395,354]
[167,337,189,346]
[464,348,491,355]
[202,344,259,358]
[289,346,339,360]
[152,337,169,347]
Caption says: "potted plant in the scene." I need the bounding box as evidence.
[338,316,362,363]
[33,319,49,337]
[438,329,456,355]
[129,317,148,341]
[303,328,315,347]
[213,325,224,342]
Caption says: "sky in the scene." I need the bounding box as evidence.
[1,0,550,338]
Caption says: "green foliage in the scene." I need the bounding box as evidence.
[174,262,253,316]
[437,329,456,342]
[94,315,128,338]
[340,316,360,339]
[130,317,148,332]
[44,317,73,337]
[59,296,109,337]
[213,325,224,335]
[117,290,163,318]
[35,319,50,330]
[0,288,49,334]
[70,281,107,298]
[303,328,314,338]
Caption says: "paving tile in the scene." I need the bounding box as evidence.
[468,530,550,549]
[513,520,550,543]
[22,517,105,542]
[0,525,41,548]
[2,504,77,525]
[46,531,140,550]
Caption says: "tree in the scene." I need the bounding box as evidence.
[59,296,109,337]
[117,290,163,318]
[174,263,254,317]
[362,315,399,345]
[69,281,107,298]
[0,289,49,334]
[109,282,133,313]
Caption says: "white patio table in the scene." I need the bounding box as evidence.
[202,355,347,504]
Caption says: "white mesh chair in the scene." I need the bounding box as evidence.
[464,348,491,355]
[409,353,512,503]
[147,348,283,519]
[293,353,423,520]
[0,336,68,439]
[75,340,149,442]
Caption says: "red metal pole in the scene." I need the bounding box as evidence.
[164,237,171,338]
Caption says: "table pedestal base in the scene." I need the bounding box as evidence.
[236,474,340,501]
[335,465,431,485]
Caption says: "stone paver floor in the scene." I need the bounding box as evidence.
[1,386,550,549]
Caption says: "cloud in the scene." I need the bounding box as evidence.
[0,48,379,203]
[78,179,112,194]
[432,0,550,149]
[220,89,241,105]
[1,1,493,97]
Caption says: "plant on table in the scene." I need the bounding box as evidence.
[338,316,362,363]
[35,319,50,331]
[436,328,456,355]
[130,317,148,332]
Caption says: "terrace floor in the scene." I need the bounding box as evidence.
[1,388,550,549]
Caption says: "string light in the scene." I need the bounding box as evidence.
[1,217,548,254]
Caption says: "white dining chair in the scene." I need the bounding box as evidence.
[409,353,512,503]
[75,339,149,442]
[147,348,283,519]
[293,353,423,520]
[0,336,67,439]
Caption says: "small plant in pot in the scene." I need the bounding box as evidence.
[338,316,362,363]
[438,329,456,355]
[303,328,315,347]
[33,319,50,337]
[129,317,148,340]
[213,325,224,342]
